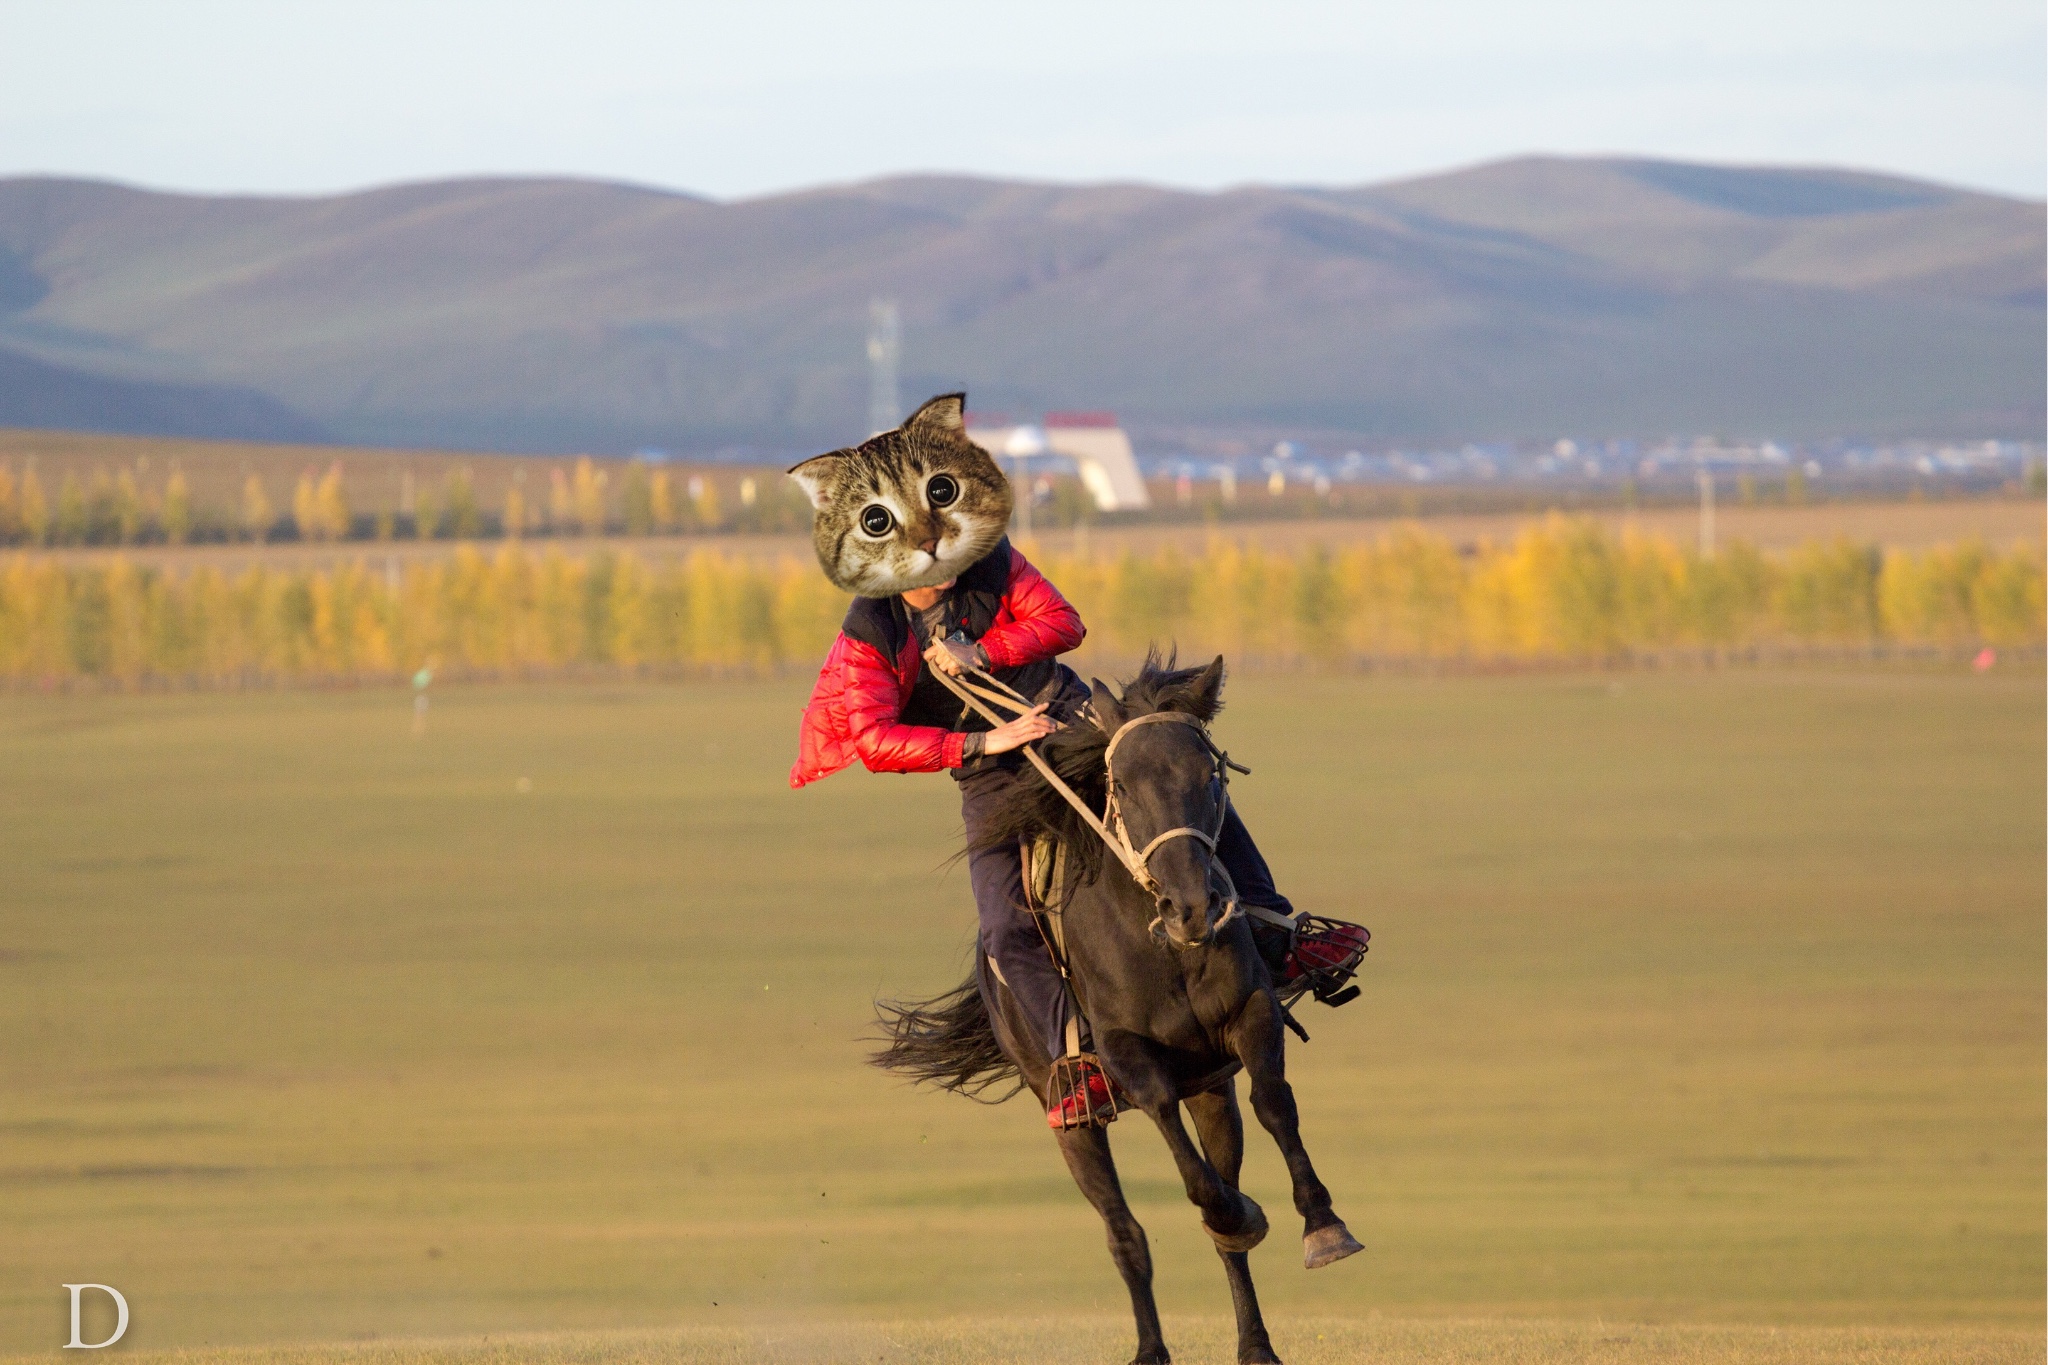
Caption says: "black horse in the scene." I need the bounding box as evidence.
[874,655,1360,1365]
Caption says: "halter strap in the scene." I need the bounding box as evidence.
[925,663,1247,946]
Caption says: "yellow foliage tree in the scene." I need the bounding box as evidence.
[0,527,2038,689]
[19,467,48,546]
[314,462,350,540]
[1968,542,2048,646]
[162,468,192,545]
[292,470,320,541]
[1777,538,1881,644]
[548,467,573,533]
[688,475,721,532]
[621,465,654,536]
[244,475,278,543]
[650,470,678,533]
[573,458,607,536]
[55,474,88,545]
[114,470,145,544]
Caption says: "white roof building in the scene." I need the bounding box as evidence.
[966,410,1151,512]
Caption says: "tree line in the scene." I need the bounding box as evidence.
[0,520,2038,686]
[0,457,815,546]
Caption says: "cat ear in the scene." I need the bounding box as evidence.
[786,451,847,511]
[903,392,967,436]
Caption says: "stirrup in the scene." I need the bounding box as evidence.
[1047,1054,1122,1131]
[1277,914,1370,1009]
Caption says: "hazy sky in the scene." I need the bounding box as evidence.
[2,0,2041,200]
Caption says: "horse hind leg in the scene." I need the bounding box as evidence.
[1233,996,1364,1270]
[1056,1124,1171,1365]
[1185,1083,1281,1365]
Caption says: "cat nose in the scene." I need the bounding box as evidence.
[918,537,939,555]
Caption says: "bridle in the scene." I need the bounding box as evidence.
[1101,711,1248,945]
[931,665,1251,948]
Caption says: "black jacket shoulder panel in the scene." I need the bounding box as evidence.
[841,596,906,659]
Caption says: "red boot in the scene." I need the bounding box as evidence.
[1276,919,1372,1007]
[1047,1058,1119,1130]
[1283,921,1371,983]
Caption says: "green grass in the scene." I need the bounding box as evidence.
[0,669,2040,1361]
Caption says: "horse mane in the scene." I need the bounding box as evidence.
[976,649,1224,882]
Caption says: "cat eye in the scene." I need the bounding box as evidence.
[859,504,895,537]
[926,474,959,508]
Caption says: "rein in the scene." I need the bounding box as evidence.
[929,664,1251,947]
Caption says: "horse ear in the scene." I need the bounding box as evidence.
[1089,677,1126,732]
[1175,655,1226,721]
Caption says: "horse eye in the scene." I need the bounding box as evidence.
[860,504,894,537]
[927,474,959,508]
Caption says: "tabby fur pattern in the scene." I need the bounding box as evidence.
[787,393,1013,596]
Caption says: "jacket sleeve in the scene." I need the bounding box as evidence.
[841,637,968,774]
[789,647,847,788]
[978,547,1086,670]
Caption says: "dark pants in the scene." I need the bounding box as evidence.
[958,766,1293,1064]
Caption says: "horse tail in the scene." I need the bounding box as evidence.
[870,970,1023,1101]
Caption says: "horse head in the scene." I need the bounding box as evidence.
[1091,656,1234,949]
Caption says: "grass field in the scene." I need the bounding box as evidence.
[1,669,2041,1361]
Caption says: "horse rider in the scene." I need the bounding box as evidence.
[790,536,1338,1127]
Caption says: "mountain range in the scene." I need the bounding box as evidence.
[0,156,2039,455]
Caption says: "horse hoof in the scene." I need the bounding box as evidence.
[1303,1219,1363,1269]
[1203,1193,1269,1252]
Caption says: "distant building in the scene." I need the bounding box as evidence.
[966,410,1150,512]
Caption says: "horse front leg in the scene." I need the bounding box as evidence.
[1054,1125,1170,1365]
[1099,1033,1269,1252]
[1184,1082,1281,1365]
[1232,994,1363,1269]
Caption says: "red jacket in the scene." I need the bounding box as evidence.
[790,541,1085,787]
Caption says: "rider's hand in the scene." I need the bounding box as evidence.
[983,703,1057,755]
[923,638,982,678]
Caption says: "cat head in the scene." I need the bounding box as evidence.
[787,392,1014,596]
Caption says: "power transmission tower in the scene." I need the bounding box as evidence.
[867,299,901,436]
